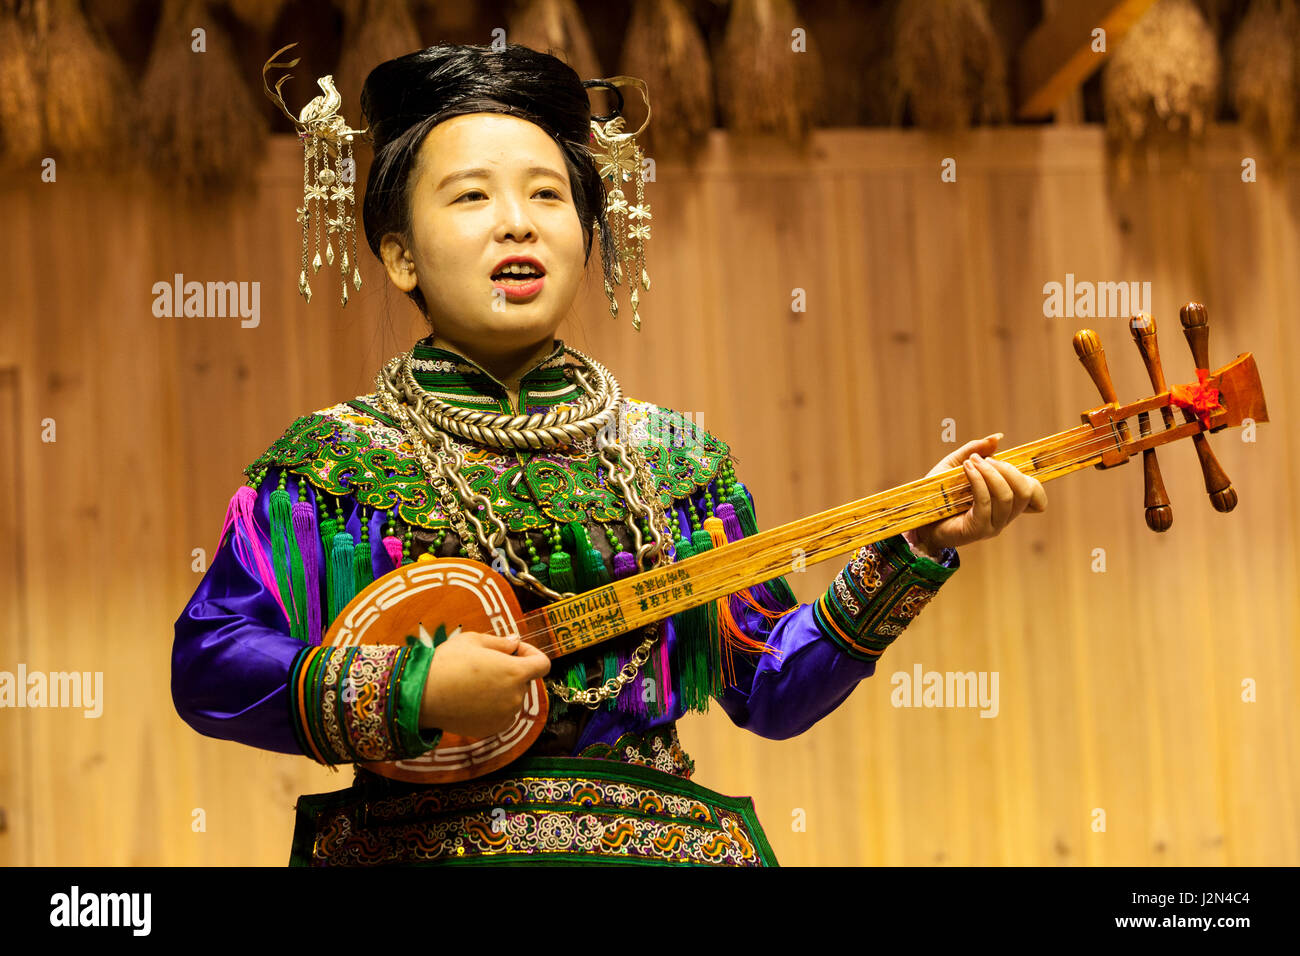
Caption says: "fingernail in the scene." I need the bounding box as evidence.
[972,453,982,462]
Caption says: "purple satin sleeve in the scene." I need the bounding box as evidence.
[716,600,875,740]
[171,468,308,755]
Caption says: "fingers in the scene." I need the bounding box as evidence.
[985,457,1048,517]
[962,456,992,535]
[475,632,522,654]
[939,433,1002,472]
[970,454,1014,530]
[512,640,552,678]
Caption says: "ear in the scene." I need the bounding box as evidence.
[379,233,417,292]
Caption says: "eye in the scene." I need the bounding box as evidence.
[536,188,563,200]
[454,190,487,203]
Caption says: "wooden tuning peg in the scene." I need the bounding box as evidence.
[1073,329,1133,448]
[1128,313,1173,531]
[1179,302,1238,513]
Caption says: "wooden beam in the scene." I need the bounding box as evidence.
[1016,0,1157,120]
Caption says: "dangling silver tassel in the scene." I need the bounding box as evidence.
[587,76,653,331]
[263,43,368,308]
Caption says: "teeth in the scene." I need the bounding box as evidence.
[496,263,541,277]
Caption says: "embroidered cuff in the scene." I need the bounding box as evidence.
[812,534,958,662]
[288,643,440,765]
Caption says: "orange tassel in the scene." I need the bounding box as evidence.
[703,516,784,681]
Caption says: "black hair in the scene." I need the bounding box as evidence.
[359,43,616,320]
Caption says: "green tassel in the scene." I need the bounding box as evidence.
[319,515,338,616]
[565,659,587,694]
[269,486,306,641]
[328,529,356,623]
[548,549,576,593]
[727,486,759,537]
[566,522,606,592]
[580,536,610,588]
[601,649,620,711]
[530,561,551,589]
[353,515,374,592]
[670,536,709,713]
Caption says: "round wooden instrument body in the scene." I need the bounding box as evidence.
[322,556,548,784]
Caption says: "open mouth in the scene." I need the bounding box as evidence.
[490,265,546,284]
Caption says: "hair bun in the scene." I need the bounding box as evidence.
[361,44,592,152]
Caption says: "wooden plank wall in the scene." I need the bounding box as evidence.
[0,125,1294,865]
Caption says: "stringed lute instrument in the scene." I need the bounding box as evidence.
[324,303,1268,783]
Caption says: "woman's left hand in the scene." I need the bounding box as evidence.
[903,432,1047,556]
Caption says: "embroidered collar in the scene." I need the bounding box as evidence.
[409,337,582,413]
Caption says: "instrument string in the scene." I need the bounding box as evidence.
[520,423,1147,657]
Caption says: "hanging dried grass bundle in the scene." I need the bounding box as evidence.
[1227,0,1297,155]
[891,0,1009,130]
[138,0,267,194]
[1103,0,1220,155]
[716,0,821,141]
[41,0,134,169]
[0,0,43,172]
[83,0,139,30]
[337,0,421,126]
[506,0,602,81]
[226,0,289,34]
[620,0,713,161]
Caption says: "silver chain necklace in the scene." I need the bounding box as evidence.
[372,344,677,707]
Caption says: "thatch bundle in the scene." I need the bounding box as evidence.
[40,0,134,170]
[337,0,422,126]
[506,0,603,82]
[0,0,42,173]
[716,0,822,141]
[1227,0,1298,155]
[620,0,714,161]
[137,0,268,194]
[889,0,1010,130]
[226,0,289,34]
[1103,0,1221,157]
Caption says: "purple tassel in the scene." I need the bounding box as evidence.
[291,500,322,645]
[717,501,743,542]
[613,550,635,579]
[614,643,636,716]
[218,485,289,622]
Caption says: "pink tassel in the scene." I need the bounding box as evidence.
[657,618,674,717]
[382,534,403,570]
[218,485,289,622]
[292,501,322,644]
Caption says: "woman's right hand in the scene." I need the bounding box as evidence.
[418,630,551,738]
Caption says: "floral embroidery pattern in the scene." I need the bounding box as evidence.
[245,394,731,532]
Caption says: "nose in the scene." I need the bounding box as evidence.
[494,191,537,243]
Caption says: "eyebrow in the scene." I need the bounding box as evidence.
[436,166,567,191]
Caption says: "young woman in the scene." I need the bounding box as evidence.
[172,42,1045,866]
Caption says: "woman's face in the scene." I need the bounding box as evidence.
[380,112,586,358]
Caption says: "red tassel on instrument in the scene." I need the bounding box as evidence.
[1170,368,1222,429]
